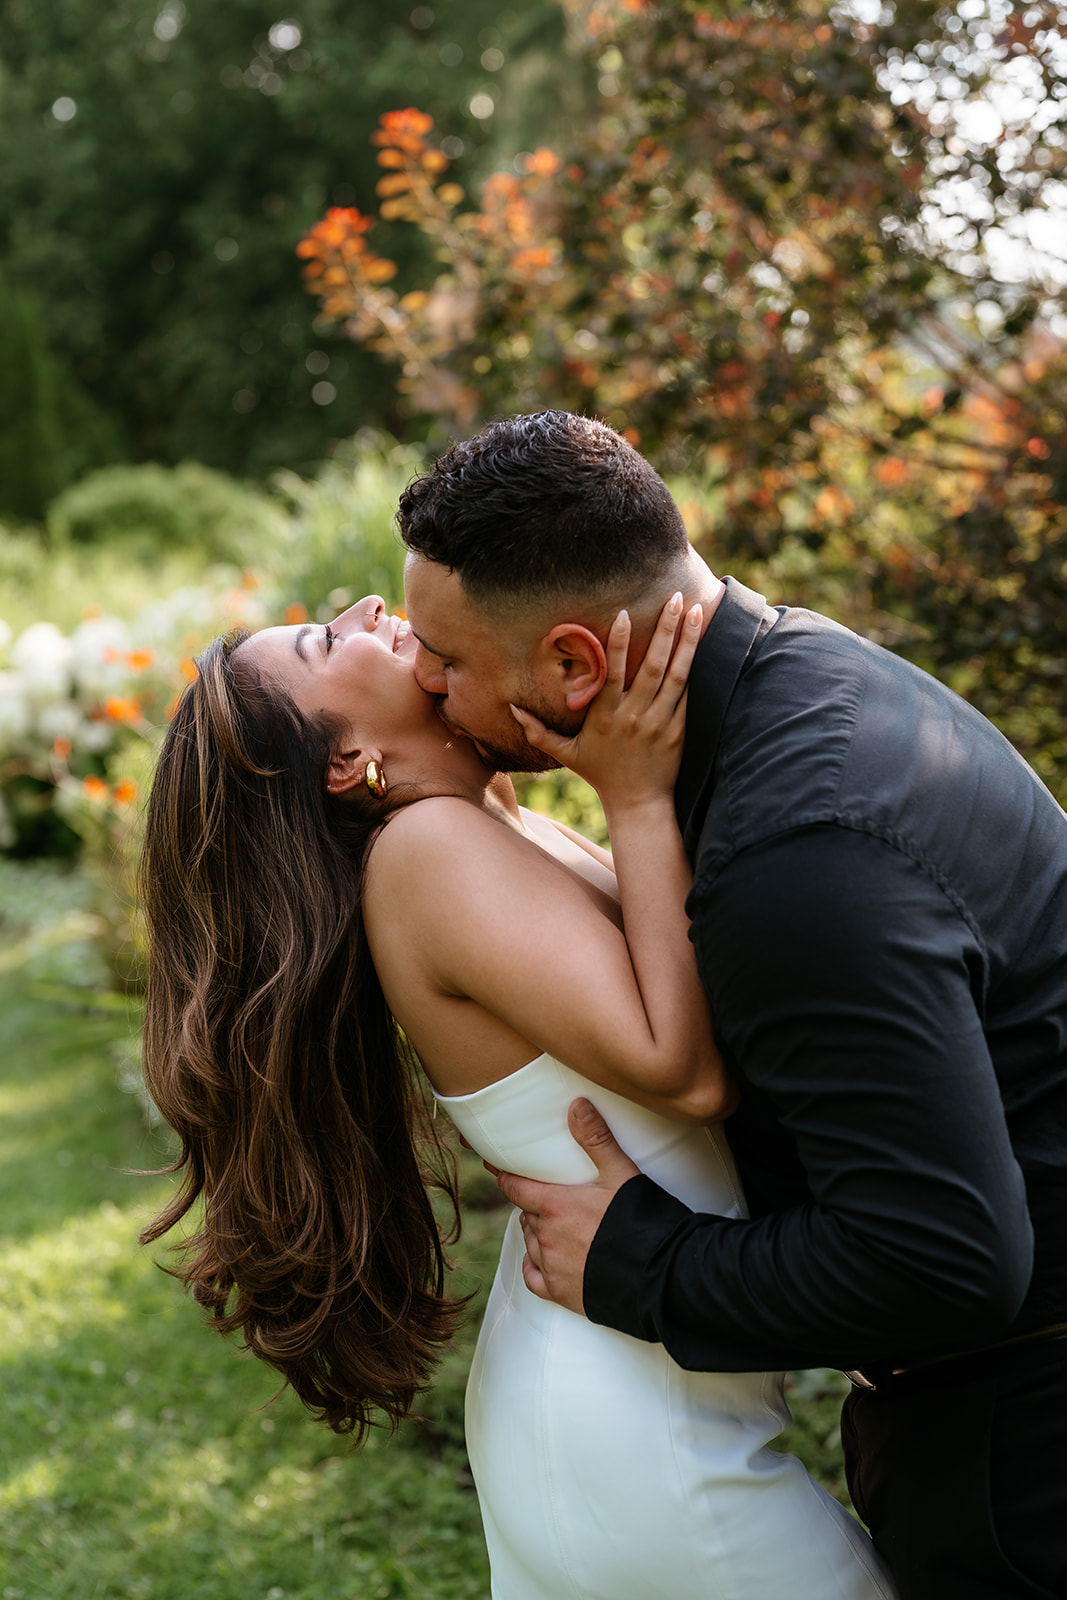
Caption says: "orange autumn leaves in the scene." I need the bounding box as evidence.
[297,108,568,426]
[297,109,566,332]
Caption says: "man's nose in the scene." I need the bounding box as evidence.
[414,645,446,695]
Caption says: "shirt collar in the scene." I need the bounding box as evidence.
[675,577,780,853]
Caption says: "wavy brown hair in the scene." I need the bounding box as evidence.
[139,629,464,1438]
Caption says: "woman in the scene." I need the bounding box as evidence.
[141,591,895,1600]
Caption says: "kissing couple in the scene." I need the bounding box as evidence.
[142,410,1067,1600]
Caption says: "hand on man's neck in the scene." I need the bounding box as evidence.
[620,552,725,683]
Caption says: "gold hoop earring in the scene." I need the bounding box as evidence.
[364,759,387,799]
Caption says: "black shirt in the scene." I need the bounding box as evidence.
[584,579,1067,1372]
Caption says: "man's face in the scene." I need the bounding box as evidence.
[403,553,582,772]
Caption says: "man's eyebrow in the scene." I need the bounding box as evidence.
[410,627,448,659]
[294,625,312,662]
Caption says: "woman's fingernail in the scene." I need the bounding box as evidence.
[668,592,683,615]
[687,604,702,627]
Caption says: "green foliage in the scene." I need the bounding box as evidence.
[0,272,123,522]
[514,770,608,847]
[47,459,283,565]
[0,0,575,477]
[270,432,425,619]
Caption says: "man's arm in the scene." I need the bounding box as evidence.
[583,824,1033,1371]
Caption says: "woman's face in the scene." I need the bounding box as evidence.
[239,595,430,748]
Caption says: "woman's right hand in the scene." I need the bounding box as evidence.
[511,592,703,814]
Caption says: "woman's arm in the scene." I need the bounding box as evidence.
[365,599,732,1121]
[513,597,729,1117]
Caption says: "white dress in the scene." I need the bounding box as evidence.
[434,1053,897,1600]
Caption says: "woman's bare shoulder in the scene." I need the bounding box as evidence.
[365,796,506,894]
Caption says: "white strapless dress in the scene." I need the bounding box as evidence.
[434,1053,896,1600]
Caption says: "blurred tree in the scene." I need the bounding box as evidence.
[300,0,1067,797]
[0,0,577,480]
[0,272,123,521]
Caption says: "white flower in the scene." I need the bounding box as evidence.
[70,615,132,700]
[79,720,115,753]
[12,622,73,708]
[38,701,88,746]
[0,618,12,655]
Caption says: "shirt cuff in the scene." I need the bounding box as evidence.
[583,1173,694,1341]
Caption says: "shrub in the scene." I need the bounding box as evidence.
[47,460,283,565]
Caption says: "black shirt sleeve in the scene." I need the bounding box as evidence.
[583,825,1034,1372]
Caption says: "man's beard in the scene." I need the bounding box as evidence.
[436,685,585,776]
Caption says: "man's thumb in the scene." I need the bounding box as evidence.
[568,1098,640,1184]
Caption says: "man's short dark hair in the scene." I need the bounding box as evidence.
[397,411,690,609]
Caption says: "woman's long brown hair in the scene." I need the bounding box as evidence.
[139,630,464,1438]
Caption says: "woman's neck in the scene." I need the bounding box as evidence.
[387,722,521,822]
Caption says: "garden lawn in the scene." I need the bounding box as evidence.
[0,976,496,1600]
[0,973,855,1600]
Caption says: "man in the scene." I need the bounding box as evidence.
[398,409,1067,1600]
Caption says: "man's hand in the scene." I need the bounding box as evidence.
[494,1098,641,1313]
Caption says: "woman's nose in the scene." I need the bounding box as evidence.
[331,595,385,632]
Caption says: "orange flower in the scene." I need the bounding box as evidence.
[83,774,109,801]
[363,257,398,283]
[483,172,521,204]
[523,148,561,177]
[297,208,375,259]
[179,657,198,683]
[104,695,142,723]
[53,737,73,760]
[876,456,909,486]
[374,107,434,140]
[1027,437,1051,459]
[285,602,309,625]
[510,245,558,277]
[113,778,138,805]
[126,648,155,671]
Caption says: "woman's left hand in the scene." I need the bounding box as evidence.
[511,592,702,811]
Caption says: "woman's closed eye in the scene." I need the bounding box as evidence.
[323,625,335,654]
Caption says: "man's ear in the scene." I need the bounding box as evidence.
[325,749,365,796]
[540,624,608,711]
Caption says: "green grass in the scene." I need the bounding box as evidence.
[0,977,498,1600]
[0,910,855,1599]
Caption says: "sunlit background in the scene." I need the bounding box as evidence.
[1,3,1066,1596]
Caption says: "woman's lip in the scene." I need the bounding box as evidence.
[392,619,410,652]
